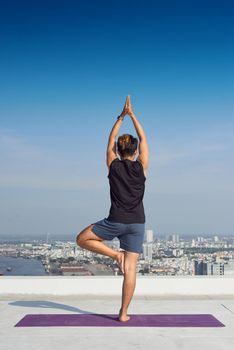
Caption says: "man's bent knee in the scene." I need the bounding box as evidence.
[76,224,102,247]
[76,232,83,247]
[76,225,90,247]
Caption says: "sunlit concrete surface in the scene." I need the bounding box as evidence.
[1,277,234,350]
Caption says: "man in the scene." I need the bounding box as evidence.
[76,95,149,322]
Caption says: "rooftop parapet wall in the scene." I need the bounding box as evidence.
[1,276,234,296]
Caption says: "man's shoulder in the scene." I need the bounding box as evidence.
[109,157,119,169]
[136,159,147,179]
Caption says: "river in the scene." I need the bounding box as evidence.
[0,256,47,276]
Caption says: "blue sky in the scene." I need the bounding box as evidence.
[0,0,233,238]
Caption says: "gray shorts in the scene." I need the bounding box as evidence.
[91,217,145,254]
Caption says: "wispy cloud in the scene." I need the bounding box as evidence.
[146,121,234,196]
[0,122,233,192]
[0,128,106,190]
[151,121,233,168]
[0,128,43,160]
[153,143,228,167]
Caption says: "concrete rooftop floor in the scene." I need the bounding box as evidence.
[1,294,234,350]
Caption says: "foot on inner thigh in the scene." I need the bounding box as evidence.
[115,251,125,274]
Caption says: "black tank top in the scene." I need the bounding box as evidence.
[106,158,146,224]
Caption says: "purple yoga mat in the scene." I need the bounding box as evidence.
[14,313,225,327]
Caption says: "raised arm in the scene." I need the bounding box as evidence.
[127,97,149,171]
[106,97,128,169]
[106,118,123,168]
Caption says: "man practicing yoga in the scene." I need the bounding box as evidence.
[76,95,149,322]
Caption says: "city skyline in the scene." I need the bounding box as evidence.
[1,232,234,277]
[0,1,233,237]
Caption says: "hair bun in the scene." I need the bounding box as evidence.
[117,133,138,157]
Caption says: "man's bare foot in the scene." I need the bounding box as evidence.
[118,308,130,322]
[115,251,125,274]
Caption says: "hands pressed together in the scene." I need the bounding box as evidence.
[119,95,135,119]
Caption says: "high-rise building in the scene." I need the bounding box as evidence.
[194,260,208,275]
[172,234,179,243]
[191,239,196,247]
[172,249,184,257]
[143,243,153,261]
[195,260,225,276]
[146,229,154,243]
[181,256,189,273]
[223,260,234,275]
[207,262,224,275]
